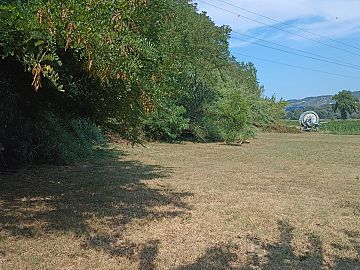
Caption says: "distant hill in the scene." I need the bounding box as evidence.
[287,91,360,108]
[285,91,360,119]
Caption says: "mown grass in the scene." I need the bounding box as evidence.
[321,120,360,135]
[1,133,359,269]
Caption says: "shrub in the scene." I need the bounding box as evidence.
[32,113,105,164]
[2,112,105,166]
[143,102,189,141]
[262,123,301,134]
[210,89,254,143]
[0,56,105,166]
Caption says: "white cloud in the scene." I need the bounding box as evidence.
[196,0,360,41]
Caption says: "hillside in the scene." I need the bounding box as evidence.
[287,90,360,108]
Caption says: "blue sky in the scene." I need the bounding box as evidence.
[195,0,360,100]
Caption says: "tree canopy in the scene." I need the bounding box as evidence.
[0,0,285,164]
[332,90,359,120]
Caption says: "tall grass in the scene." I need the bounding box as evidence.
[321,120,360,135]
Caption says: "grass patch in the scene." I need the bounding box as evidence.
[321,120,360,135]
[1,134,360,269]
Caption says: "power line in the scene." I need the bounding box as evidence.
[211,0,360,51]
[196,0,360,71]
[231,36,360,71]
[196,0,360,57]
[232,52,359,80]
[197,0,360,78]
[232,31,360,70]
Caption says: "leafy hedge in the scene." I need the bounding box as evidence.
[0,0,286,165]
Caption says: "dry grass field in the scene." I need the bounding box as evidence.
[1,133,359,269]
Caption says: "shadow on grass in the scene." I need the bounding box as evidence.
[246,220,324,270]
[246,221,360,270]
[338,200,360,216]
[177,220,360,270]
[139,240,160,270]
[331,230,360,270]
[0,148,192,259]
[177,245,238,270]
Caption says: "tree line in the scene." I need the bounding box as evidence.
[0,0,285,165]
[286,90,360,120]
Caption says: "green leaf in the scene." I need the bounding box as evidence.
[34,40,45,47]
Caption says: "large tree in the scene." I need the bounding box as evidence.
[332,90,359,120]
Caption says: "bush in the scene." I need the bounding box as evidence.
[1,112,105,166]
[251,96,287,127]
[33,113,105,164]
[0,55,105,166]
[262,123,301,133]
[143,102,189,141]
[210,89,254,143]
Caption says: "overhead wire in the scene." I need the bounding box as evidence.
[231,31,360,69]
[231,36,360,71]
[210,0,360,51]
[196,0,360,57]
[232,52,359,79]
[193,0,359,82]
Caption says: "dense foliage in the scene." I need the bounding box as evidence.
[332,90,359,120]
[0,0,285,165]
